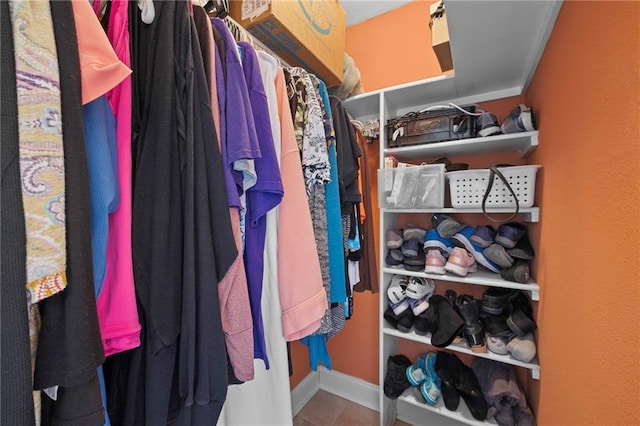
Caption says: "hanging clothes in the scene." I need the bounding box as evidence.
[354,129,380,293]
[238,40,284,369]
[0,2,35,423]
[38,1,105,424]
[217,50,294,426]
[193,5,254,384]
[99,0,142,357]
[10,0,68,305]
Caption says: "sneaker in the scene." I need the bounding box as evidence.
[387,275,408,305]
[483,243,515,268]
[412,353,441,405]
[405,278,435,316]
[476,112,501,137]
[401,238,420,258]
[423,229,454,256]
[385,249,404,268]
[383,355,413,399]
[501,104,536,134]
[507,233,535,260]
[486,333,510,355]
[406,353,428,386]
[386,229,404,249]
[495,222,528,249]
[403,224,427,241]
[451,226,501,273]
[403,244,426,272]
[431,214,464,239]
[470,225,496,248]
[444,247,477,277]
[425,249,446,275]
[506,332,537,362]
[500,259,530,284]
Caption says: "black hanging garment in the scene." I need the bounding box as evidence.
[0,2,36,424]
[115,1,236,424]
[38,1,106,424]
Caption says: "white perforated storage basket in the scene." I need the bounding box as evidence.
[446,165,541,208]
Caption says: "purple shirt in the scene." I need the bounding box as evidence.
[238,41,284,367]
[210,18,262,209]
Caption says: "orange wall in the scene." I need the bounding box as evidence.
[292,4,640,425]
[524,1,640,424]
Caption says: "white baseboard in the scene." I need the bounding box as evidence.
[291,368,464,426]
[290,370,320,417]
[316,366,379,412]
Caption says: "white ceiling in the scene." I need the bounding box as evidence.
[339,0,414,27]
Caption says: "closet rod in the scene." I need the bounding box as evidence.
[222,15,293,68]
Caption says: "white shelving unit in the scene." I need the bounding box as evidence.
[343,2,561,424]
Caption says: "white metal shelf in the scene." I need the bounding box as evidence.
[397,388,499,426]
[383,131,538,160]
[383,324,540,379]
[382,267,540,301]
[381,206,540,223]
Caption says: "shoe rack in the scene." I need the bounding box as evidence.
[345,81,544,426]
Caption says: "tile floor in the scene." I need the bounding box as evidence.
[293,390,411,426]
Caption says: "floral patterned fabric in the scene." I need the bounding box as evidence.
[10,0,67,304]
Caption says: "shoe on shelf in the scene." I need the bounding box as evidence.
[403,244,426,272]
[444,247,478,277]
[403,224,427,242]
[434,351,460,411]
[484,243,515,268]
[383,354,413,399]
[429,295,465,348]
[385,249,404,268]
[424,249,447,275]
[500,259,530,283]
[414,303,438,336]
[452,226,501,273]
[476,111,502,137]
[505,292,537,336]
[424,228,455,256]
[495,222,528,249]
[444,289,464,344]
[501,104,536,134]
[386,229,404,249]
[406,353,428,386]
[431,213,465,239]
[405,276,435,301]
[486,333,510,355]
[412,353,441,405]
[481,288,519,315]
[470,225,497,248]
[456,295,486,353]
[507,233,535,260]
[506,332,537,362]
[401,238,420,258]
[387,274,409,305]
[455,357,489,421]
[396,310,415,333]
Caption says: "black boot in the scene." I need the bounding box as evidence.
[434,351,460,411]
[456,295,486,353]
[429,296,464,348]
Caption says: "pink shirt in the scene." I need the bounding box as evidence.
[96,0,141,355]
[275,69,327,341]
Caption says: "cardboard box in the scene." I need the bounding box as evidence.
[229,0,346,86]
[430,1,453,72]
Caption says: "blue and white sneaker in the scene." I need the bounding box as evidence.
[406,354,428,386]
[387,275,409,316]
[451,226,502,273]
[405,278,435,316]
[410,353,441,405]
[424,229,454,257]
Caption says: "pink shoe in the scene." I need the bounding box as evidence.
[444,247,478,277]
[424,250,446,275]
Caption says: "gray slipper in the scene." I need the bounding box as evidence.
[483,243,514,268]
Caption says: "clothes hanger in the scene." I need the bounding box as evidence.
[137,0,155,24]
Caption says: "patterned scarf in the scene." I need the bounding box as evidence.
[10,0,67,304]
